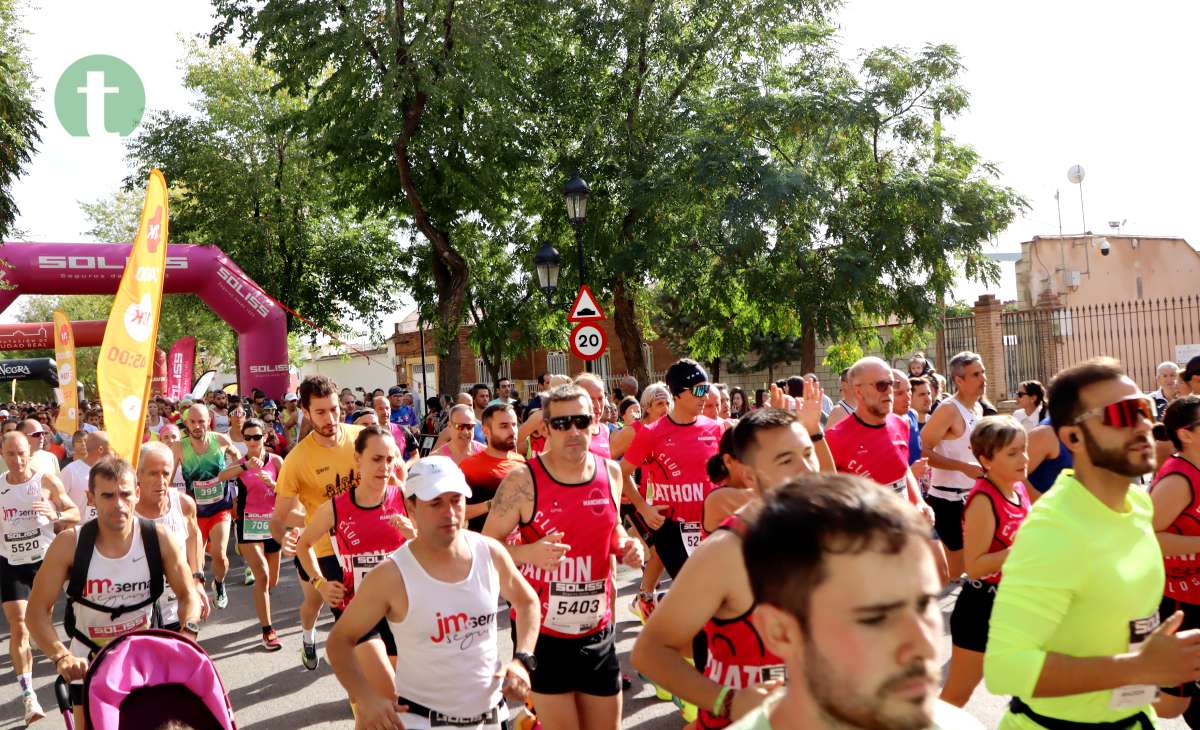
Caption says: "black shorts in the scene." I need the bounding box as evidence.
[652,520,691,578]
[513,623,621,697]
[235,517,281,553]
[0,556,40,603]
[1161,596,1200,697]
[949,580,997,653]
[329,605,398,656]
[928,491,967,551]
[293,554,344,584]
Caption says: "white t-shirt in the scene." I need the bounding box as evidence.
[60,459,96,522]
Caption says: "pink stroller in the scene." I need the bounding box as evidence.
[55,629,237,730]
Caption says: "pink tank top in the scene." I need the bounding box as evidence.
[239,456,280,541]
[589,424,612,459]
[332,485,409,609]
[517,454,619,638]
[962,477,1030,585]
[825,413,912,500]
[624,415,724,524]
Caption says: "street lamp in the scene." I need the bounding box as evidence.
[563,175,591,372]
[533,242,561,303]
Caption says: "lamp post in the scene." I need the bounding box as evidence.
[533,242,561,304]
[563,176,591,372]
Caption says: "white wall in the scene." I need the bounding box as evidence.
[298,350,396,394]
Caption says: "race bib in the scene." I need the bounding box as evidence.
[681,521,702,556]
[761,665,788,682]
[350,552,387,592]
[1111,613,1160,709]
[242,513,271,541]
[87,611,151,647]
[5,529,43,565]
[192,478,224,506]
[429,711,504,730]
[546,579,606,634]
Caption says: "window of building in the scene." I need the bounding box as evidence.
[547,351,567,375]
[474,357,511,385]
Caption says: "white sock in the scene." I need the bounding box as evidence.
[304,627,317,645]
[17,672,32,695]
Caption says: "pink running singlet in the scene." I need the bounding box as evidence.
[825,413,912,500]
[623,415,725,525]
[962,477,1030,584]
[332,486,409,609]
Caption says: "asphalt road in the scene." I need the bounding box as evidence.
[0,549,1188,729]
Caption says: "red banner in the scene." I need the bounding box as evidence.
[166,336,196,401]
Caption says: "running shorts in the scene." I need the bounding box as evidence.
[512,623,620,696]
[196,509,233,546]
[927,491,966,551]
[235,517,281,553]
[653,519,691,578]
[0,555,39,603]
[949,580,997,653]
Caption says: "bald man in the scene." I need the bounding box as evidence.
[59,431,111,523]
[3,419,62,479]
[167,404,245,609]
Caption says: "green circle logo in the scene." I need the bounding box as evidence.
[54,55,145,137]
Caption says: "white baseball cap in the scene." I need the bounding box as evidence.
[405,456,472,501]
[284,393,299,402]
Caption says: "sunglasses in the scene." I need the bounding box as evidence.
[453,422,476,432]
[690,384,711,398]
[1016,391,1029,397]
[28,431,45,438]
[861,380,893,394]
[244,434,265,442]
[1072,395,1155,428]
[548,414,594,431]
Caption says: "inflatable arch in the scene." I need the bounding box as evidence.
[0,243,289,399]
[0,358,59,387]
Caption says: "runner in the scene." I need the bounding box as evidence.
[727,473,981,730]
[483,383,644,730]
[0,431,79,724]
[298,425,414,700]
[576,373,613,458]
[228,402,248,457]
[210,391,231,434]
[921,351,987,581]
[26,456,197,730]
[435,404,484,464]
[621,359,726,583]
[984,358,1193,729]
[940,416,1030,707]
[169,403,244,610]
[270,374,363,671]
[134,441,210,631]
[1024,419,1072,500]
[823,368,857,429]
[60,431,110,523]
[459,403,525,532]
[633,408,821,729]
[157,424,188,492]
[231,417,286,650]
[911,376,934,429]
[326,455,540,730]
[15,419,61,478]
[1148,394,1200,720]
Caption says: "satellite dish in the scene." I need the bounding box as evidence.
[1068,165,1086,184]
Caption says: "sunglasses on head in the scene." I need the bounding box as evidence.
[548,414,593,431]
[690,384,711,398]
[453,422,475,432]
[244,434,265,442]
[1073,395,1155,428]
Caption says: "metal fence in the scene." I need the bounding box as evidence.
[939,315,977,393]
[1001,308,1051,398]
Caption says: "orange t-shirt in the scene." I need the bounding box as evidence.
[458,450,525,531]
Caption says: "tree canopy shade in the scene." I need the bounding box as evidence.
[0,0,43,239]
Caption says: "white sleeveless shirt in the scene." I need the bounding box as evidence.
[146,490,188,626]
[0,471,54,565]
[68,525,154,658]
[389,531,502,717]
[929,398,981,494]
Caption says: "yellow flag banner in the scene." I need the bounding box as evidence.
[52,311,79,435]
[97,169,169,464]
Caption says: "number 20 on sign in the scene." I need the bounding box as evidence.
[569,323,607,361]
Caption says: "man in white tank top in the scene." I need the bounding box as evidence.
[0,431,79,724]
[135,441,210,628]
[920,351,986,583]
[25,456,197,729]
[326,456,540,730]
[60,431,111,524]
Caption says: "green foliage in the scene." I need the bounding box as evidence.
[0,0,43,239]
[123,43,405,337]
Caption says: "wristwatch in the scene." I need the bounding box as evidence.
[513,651,537,672]
[191,571,205,582]
[183,621,201,637]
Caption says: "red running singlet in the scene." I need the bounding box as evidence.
[517,453,619,639]
[697,515,786,729]
[1152,455,1200,602]
[825,413,912,499]
[961,477,1030,585]
[332,485,409,609]
[624,415,724,525]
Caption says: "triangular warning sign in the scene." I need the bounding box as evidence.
[568,285,605,322]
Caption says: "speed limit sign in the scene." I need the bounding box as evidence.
[569,322,607,361]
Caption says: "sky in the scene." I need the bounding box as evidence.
[7,0,1200,329]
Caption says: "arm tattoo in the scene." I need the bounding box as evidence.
[491,467,534,523]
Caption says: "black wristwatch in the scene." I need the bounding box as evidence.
[809,430,824,443]
[513,651,537,672]
[183,621,201,637]
[192,571,205,582]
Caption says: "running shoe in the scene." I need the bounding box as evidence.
[632,591,658,624]
[214,582,228,609]
[636,671,673,702]
[262,628,282,652]
[23,693,44,725]
[301,641,319,670]
[673,695,699,723]
[244,566,255,586]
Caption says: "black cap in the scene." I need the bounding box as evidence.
[665,359,709,396]
[388,386,404,396]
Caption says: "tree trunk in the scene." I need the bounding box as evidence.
[709,357,721,382]
[800,322,817,375]
[612,275,649,387]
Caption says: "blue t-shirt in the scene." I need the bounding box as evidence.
[396,405,418,427]
[906,409,922,465]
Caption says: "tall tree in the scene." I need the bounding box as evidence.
[0,0,43,239]
[210,0,560,396]
[124,43,404,337]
